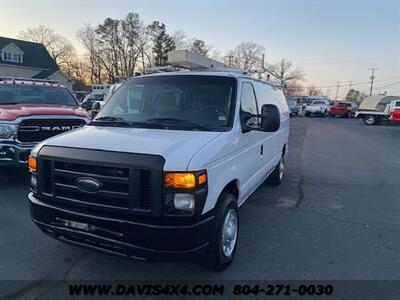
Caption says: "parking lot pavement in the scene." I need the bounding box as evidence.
[1,118,400,287]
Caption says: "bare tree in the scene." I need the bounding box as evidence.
[224,42,265,69]
[209,48,222,61]
[268,59,305,95]
[77,24,105,83]
[19,26,75,68]
[77,13,152,83]
[69,57,91,90]
[307,85,323,96]
[172,30,188,50]
[268,59,305,82]
[286,82,304,96]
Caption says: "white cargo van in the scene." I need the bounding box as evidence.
[28,72,289,270]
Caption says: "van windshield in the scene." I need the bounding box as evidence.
[93,75,237,131]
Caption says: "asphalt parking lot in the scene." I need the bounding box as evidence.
[1,117,400,294]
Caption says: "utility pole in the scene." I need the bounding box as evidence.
[335,81,341,100]
[369,68,378,96]
[348,81,354,90]
[327,89,331,100]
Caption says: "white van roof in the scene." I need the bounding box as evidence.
[131,71,281,89]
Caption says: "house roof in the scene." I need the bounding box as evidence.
[0,36,59,74]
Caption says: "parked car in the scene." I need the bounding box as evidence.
[80,92,106,110]
[355,96,400,125]
[287,100,300,117]
[329,101,358,118]
[305,100,330,117]
[0,77,90,168]
[28,71,289,270]
[90,83,124,118]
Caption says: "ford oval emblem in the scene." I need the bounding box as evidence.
[76,177,102,193]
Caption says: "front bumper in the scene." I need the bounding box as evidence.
[306,109,324,114]
[0,142,34,167]
[29,193,214,261]
[330,110,348,116]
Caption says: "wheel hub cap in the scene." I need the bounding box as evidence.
[279,159,284,180]
[222,209,238,257]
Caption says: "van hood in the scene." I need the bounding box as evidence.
[36,125,223,170]
[0,104,88,121]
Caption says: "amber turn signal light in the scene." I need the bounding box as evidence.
[28,156,37,172]
[165,172,207,189]
[165,173,196,189]
[198,173,207,185]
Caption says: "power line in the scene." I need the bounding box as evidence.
[374,80,400,89]
[301,56,399,66]
[303,77,399,89]
[360,81,400,94]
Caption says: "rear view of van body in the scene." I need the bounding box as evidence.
[28,72,289,270]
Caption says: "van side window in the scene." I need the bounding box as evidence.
[240,82,259,126]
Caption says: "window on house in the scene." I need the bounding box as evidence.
[2,51,22,63]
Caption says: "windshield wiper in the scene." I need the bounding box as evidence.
[90,116,131,126]
[145,118,212,131]
[94,116,126,122]
[0,102,18,105]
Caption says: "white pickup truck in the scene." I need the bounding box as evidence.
[305,100,329,117]
[355,95,400,125]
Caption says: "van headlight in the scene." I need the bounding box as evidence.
[163,170,208,216]
[0,124,17,139]
[173,194,195,212]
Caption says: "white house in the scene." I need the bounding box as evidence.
[0,36,73,90]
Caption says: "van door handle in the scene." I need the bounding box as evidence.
[260,145,263,156]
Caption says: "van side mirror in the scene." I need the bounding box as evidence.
[260,104,280,132]
[241,104,280,133]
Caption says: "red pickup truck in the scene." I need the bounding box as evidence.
[0,78,90,168]
[329,101,358,118]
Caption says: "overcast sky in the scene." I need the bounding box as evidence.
[0,0,399,98]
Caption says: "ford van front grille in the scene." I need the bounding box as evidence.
[36,146,164,216]
[17,118,86,143]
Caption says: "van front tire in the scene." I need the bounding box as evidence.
[203,193,238,271]
[267,156,285,186]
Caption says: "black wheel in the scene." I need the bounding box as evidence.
[267,155,285,186]
[203,193,238,271]
[305,112,310,117]
[363,115,376,125]
[289,112,293,117]
[330,114,335,118]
